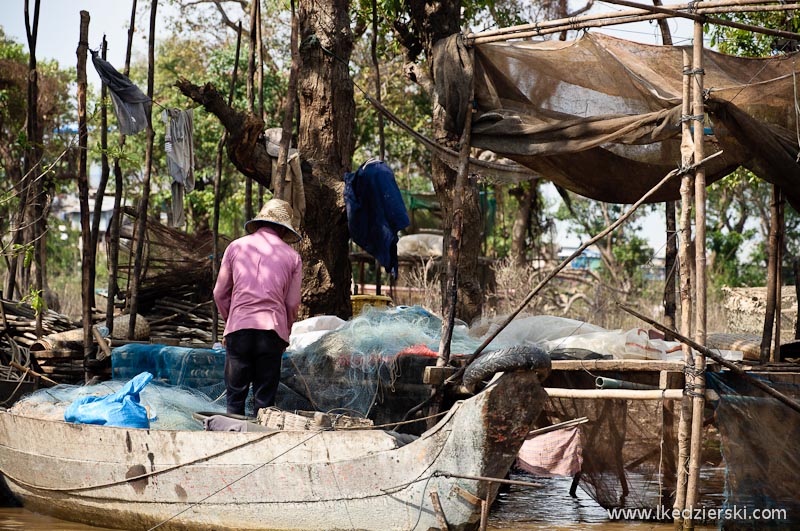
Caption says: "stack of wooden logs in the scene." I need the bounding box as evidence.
[1,298,83,383]
[146,297,222,347]
[0,298,78,349]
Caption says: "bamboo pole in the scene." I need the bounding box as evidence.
[76,11,92,381]
[469,0,773,40]
[795,257,800,340]
[127,0,158,339]
[275,0,299,202]
[600,0,800,42]
[106,0,137,337]
[470,1,800,44]
[212,21,243,345]
[684,23,708,530]
[673,48,695,530]
[545,388,707,400]
[619,303,800,415]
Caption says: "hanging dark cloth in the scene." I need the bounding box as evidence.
[91,50,151,136]
[344,160,410,279]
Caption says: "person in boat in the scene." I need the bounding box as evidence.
[213,198,303,416]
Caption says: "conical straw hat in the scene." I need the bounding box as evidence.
[244,198,301,243]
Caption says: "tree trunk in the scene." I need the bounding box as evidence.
[395,0,484,323]
[176,0,356,319]
[295,0,355,319]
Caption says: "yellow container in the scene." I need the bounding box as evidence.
[351,294,393,315]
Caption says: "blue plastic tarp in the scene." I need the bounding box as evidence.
[64,372,153,428]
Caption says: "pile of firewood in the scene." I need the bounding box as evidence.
[146,297,223,347]
[0,298,78,349]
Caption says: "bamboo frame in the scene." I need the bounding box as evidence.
[468,1,800,44]
[601,0,800,41]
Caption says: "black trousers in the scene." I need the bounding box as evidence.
[224,328,288,415]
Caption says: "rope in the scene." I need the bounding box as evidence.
[1,430,281,493]
[147,430,323,530]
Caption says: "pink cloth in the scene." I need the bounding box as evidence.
[214,226,302,343]
[516,426,583,477]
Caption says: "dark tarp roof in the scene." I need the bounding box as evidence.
[434,33,800,210]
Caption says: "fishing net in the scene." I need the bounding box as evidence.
[282,305,480,424]
[9,380,224,430]
[706,372,800,530]
[542,369,682,512]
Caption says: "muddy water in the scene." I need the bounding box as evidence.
[0,476,717,530]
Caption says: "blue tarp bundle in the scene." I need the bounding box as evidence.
[65,372,153,428]
[344,160,410,278]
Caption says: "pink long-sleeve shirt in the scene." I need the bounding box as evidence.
[213,226,302,343]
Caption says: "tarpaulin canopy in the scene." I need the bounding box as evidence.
[434,33,800,209]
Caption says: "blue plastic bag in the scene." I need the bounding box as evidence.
[64,372,153,428]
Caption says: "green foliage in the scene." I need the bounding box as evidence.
[709,12,800,57]
[21,284,45,316]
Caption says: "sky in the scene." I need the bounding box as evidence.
[0,1,700,255]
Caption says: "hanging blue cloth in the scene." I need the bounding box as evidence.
[344,161,410,279]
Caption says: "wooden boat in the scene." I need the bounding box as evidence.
[0,364,547,530]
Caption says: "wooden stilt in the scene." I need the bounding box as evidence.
[684,22,708,531]
[211,21,243,344]
[774,188,784,361]
[429,490,449,531]
[479,498,489,531]
[762,185,780,362]
[76,10,92,381]
[275,0,298,202]
[106,0,137,337]
[127,0,158,339]
[654,0,678,341]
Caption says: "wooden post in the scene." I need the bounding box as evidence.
[244,0,257,220]
[275,0,299,203]
[762,185,780,362]
[91,36,110,338]
[212,21,243,345]
[24,0,43,338]
[774,188,784,361]
[438,45,475,368]
[370,0,386,298]
[127,0,158,339]
[795,257,800,340]
[673,48,695,529]
[76,10,92,381]
[106,0,137,337]
[684,23,707,529]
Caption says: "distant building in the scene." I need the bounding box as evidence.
[51,191,118,237]
[557,246,602,272]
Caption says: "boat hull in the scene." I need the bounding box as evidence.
[0,371,546,530]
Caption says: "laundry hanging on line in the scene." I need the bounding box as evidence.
[344,160,410,279]
[90,50,151,136]
[162,109,195,228]
[264,128,305,230]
